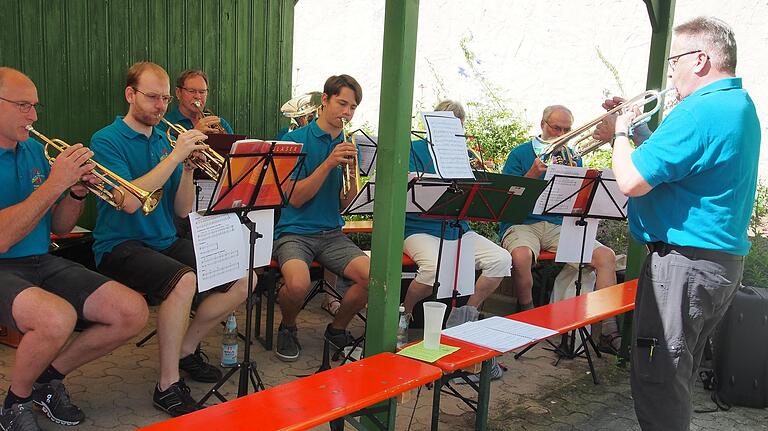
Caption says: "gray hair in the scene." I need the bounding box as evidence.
[435,99,466,121]
[674,16,737,74]
[542,105,573,123]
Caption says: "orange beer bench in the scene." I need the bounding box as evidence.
[137,352,441,431]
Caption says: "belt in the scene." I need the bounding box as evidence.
[647,241,741,261]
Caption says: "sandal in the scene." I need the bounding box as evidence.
[321,298,342,317]
[597,332,623,356]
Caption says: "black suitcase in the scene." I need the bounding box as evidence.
[715,285,768,408]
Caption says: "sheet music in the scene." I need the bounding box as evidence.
[244,209,275,268]
[436,236,476,300]
[342,175,449,215]
[556,217,600,263]
[354,132,377,176]
[442,316,558,352]
[189,211,247,292]
[588,169,628,218]
[195,179,216,211]
[533,164,587,215]
[422,112,474,179]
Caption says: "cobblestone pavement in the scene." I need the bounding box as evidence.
[1,299,766,430]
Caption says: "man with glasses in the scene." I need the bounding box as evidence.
[499,105,621,352]
[159,69,233,135]
[597,17,760,430]
[89,62,249,417]
[0,67,148,430]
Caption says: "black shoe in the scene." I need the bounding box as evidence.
[32,380,84,426]
[179,349,222,383]
[324,324,355,350]
[153,380,200,417]
[0,402,42,431]
[275,325,301,362]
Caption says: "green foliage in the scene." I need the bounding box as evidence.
[463,106,531,169]
[744,181,768,288]
[581,148,613,169]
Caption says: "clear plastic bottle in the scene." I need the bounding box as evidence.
[221,312,239,368]
[396,306,409,349]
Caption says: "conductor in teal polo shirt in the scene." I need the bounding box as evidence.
[600,17,761,431]
[90,62,248,417]
[158,69,234,136]
[0,67,147,430]
[271,74,370,362]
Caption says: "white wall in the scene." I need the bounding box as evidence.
[292,0,768,177]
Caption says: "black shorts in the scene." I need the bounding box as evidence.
[97,239,233,303]
[0,254,111,332]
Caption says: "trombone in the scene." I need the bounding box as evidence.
[192,100,226,134]
[161,118,225,181]
[340,118,360,199]
[26,126,163,215]
[540,87,676,160]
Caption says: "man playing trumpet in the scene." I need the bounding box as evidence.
[272,74,370,362]
[0,67,148,430]
[90,62,248,417]
[160,69,234,135]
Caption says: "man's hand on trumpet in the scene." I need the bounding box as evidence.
[525,157,548,178]
[194,115,224,135]
[171,129,209,165]
[325,140,357,170]
[49,143,96,193]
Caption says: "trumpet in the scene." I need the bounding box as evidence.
[161,118,225,181]
[26,126,162,215]
[540,87,676,160]
[192,100,226,134]
[340,118,359,199]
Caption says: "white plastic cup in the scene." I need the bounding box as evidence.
[422,301,447,350]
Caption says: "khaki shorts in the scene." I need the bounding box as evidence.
[501,221,604,261]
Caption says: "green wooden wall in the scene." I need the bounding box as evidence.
[1,0,295,227]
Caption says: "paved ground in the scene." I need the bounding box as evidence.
[1,296,766,430]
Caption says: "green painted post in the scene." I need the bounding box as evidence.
[619,0,676,362]
[364,0,420,358]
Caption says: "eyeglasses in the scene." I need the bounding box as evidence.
[667,50,703,71]
[132,87,174,105]
[179,87,209,96]
[0,96,44,113]
[544,119,571,134]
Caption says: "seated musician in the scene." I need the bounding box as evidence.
[276,91,322,140]
[158,69,234,135]
[272,75,370,362]
[89,62,249,417]
[403,100,510,380]
[499,104,621,353]
[0,67,148,430]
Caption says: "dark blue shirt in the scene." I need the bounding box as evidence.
[0,139,53,258]
[90,117,182,265]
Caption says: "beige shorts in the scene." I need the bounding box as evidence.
[500,221,604,261]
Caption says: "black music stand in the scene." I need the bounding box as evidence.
[197,142,305,405]
[514,169,626,385]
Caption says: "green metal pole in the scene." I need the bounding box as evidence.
[365,0,420,357]
[619,0,676,362]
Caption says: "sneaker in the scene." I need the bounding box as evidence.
[32,380,84,426]
[452,357,504,385]
[179,349,223,383]
[153,380,200,417]
[0,402,42,431]
[275,325,301,362]
[324,324,355,351]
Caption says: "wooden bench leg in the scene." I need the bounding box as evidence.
[431,376,443,431]
[475,360,491,431]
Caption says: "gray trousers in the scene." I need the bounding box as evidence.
[631,245,744,431]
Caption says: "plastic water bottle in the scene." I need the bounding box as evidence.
[221,312,238,367]
[396,306,409,349]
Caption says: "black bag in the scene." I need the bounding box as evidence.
[714,285,768,408]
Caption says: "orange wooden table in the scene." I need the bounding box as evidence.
[138,352,441,431]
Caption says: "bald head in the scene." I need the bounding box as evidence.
[0,67,35,94]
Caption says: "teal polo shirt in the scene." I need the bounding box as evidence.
[274,120,345,238]
[499,140,582,237]
[90,117,182,265]
[159,107,234,134]
[629,77,761,255]
[404,139,470,240]
[0,139,53,258]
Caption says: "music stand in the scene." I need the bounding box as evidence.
[197,141,305,405]
[514,169,626,384]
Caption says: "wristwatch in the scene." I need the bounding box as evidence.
[69,190,88,201]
